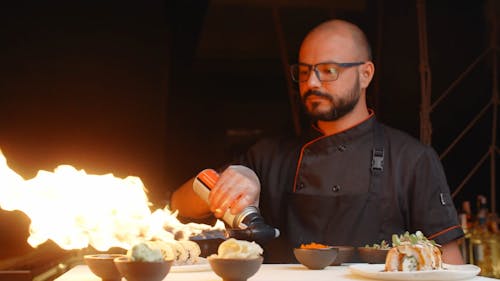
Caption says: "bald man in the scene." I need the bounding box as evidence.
[170,19,464,264]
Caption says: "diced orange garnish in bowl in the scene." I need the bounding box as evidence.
[299,242,331,249]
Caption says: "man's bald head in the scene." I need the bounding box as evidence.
[301,19,372,61]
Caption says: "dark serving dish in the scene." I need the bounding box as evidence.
[357,247,389,264]
[330,246,356,266]
[293,247,339,270]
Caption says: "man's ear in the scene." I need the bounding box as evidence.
[359,61,375,88]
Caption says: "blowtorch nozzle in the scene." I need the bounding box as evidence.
[224,207,280,244]
[225,223,280,245]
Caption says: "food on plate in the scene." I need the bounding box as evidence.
[127,240,201,265]
[384,231,442,272]
[364,240,391,249]
[156,240,201,265]
[176,240,202,265]
[211,238,263,259]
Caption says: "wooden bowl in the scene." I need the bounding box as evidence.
[208,256,263,281]
[330,246,356,266]
[357,247,389,264]
[190,237,226,258]
[84,254,126,281]
[293,247,339,270]
[114,256,173,281]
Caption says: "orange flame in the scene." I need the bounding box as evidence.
[0,149,223,251]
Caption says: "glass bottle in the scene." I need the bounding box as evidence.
[488,212,499,278]
[470,195,493,277]
[458,201,472,263]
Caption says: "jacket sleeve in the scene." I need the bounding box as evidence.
[408,146,464,244]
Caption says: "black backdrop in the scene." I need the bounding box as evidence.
[0,0,497,260]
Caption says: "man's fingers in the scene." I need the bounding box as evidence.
[229,194,257,214]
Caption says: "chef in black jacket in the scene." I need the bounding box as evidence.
[170,19,464,264]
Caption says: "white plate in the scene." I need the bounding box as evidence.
[349,263,481,281]
[170,257,211,273]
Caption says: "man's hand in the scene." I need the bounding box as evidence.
[208,165,260,218]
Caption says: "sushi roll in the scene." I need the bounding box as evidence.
[178,240,202,264]
[385,231,442,272]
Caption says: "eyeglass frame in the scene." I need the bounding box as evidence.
[290,61,366,82]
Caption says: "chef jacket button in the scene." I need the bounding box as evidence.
[331,185,341,192]
[337,144,347,152]
[297,182,305,190]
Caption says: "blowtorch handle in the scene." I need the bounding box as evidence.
[192,169,218,203]
[192,169,241,228]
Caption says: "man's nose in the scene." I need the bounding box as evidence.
[304,69,322,87]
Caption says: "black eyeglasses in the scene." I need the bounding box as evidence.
[290,61,365,82]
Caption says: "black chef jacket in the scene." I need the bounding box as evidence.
[233,114,464,263]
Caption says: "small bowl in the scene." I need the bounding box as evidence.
[330,246,356,265]
[84,254,126,281]
[208,256,263,281]
[190,237,226,258]
[114,256,173,281]
[357,247,389,264]
[293,247,338,270]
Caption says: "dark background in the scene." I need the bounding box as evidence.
[0,0,498,259]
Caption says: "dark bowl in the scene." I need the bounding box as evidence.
[330,246,356,266]
[84,254,126,281]
[357,247,389,264]
[114,256,173,281]
[208,256,263,281]
[190,237,226,258]
[293,247,339,270]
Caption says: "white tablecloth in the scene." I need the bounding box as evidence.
[55,264,498,281]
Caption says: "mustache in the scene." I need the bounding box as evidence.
[302,90,332,102]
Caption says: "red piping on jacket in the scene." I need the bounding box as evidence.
[427,225,462,240]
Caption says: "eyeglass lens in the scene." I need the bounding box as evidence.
[292,63,340,82]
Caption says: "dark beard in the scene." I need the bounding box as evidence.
[301,84,360,122]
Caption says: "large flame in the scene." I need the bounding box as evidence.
[0,149,223,251]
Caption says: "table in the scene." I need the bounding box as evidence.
[55,263,498,281]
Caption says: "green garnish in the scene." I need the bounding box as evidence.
[365,240,391,249]
[391,231,440,247]
[392,234,401,246]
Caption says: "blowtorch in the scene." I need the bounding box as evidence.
[192,169,280,244]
